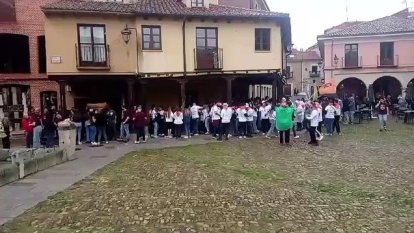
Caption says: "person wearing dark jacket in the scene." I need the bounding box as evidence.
[1,114,11,149]
[342,97,350,124]
[95,109,108,144]
[133,106,147,144]
[43,109,57,148]
[70,109,83,145]
[106,106,117,141]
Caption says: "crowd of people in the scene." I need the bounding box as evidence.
[16,93,395,149]
[21,107,63,149]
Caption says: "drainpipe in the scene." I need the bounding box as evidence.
[330,39,334,92]
[300,48,304,93]
[135,27,139,76]
[182,17,187,77]
[179,17,188,109]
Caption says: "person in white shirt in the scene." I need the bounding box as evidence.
[173,109,183,139]
[202,106,210,134]
[266,108,278,138]
[333,99,342,135]
[324,100,336,136]
[259,102,267,134]
[158,108,165,137]
[149,107,159,138]
[210,103,221,138]
[252,107,259,133]
[306,102,319,146]
[294,101,304,131]
[190,103,202,136]
[165,107,174,138]
[237,105,247,138]
[316,102,323,135]
[246,104,255,137]
[262,102,272,134]
[218,103,233,141]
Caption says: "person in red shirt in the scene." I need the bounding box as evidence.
[133,106,147,144]
[21,114,33,148]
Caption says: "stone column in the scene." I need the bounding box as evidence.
[177,79,187,109]
[58,80,67,114]
[127,79,135,108]
[272,77,278,104]
[226,78,235,104]
[139,79,148,111]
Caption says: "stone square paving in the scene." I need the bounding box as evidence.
[0,121,413,232]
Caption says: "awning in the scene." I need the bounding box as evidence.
[319,80,336,95]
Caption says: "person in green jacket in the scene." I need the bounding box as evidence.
[276,100,294,144]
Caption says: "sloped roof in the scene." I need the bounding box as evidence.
[323,21,364,35]
[319,9,414,38]
[287,50,321,62]
[42,0,288,19]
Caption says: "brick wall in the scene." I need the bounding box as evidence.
[0,0,60,108]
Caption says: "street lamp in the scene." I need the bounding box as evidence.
[286,43,294,55]
[121,25,132,44]
[334,54,339,67]
[121,24,139,74]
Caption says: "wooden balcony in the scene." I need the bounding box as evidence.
[194,47,223,70]
[75,44,110,70]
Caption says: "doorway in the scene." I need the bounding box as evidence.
[196,27,218,70]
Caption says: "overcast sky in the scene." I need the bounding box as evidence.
[268,0,409,49]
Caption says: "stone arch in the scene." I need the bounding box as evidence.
[336,77,367,100]
[408,78,414,87]
[373,76,402,101]
[0,33,31,73]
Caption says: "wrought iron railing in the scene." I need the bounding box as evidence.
[309,71,321,78]
[377,55,399,67]
[194,47,223,70]
[75,44,110,68]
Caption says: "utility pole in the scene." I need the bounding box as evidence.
[345,0,349,22]
[300,48,304,92]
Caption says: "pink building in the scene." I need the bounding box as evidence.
[318,9,414,101]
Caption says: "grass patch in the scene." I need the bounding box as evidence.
[309,182,376,199]
[225,165,286,181]
[389,194,414,208]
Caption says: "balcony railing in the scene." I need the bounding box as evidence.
[75,44,110,69]
[309,71,320,78]
[377,55,399,67]
[194,47,223,70]
[341,56,363,69]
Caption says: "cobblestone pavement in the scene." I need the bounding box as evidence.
[1,121,413,233]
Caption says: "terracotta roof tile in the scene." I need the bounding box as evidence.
[320,9,414,38]
[42,0,288,19]
[42,1,136,13]
[288,50,321,62]
[323,21,364,35]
